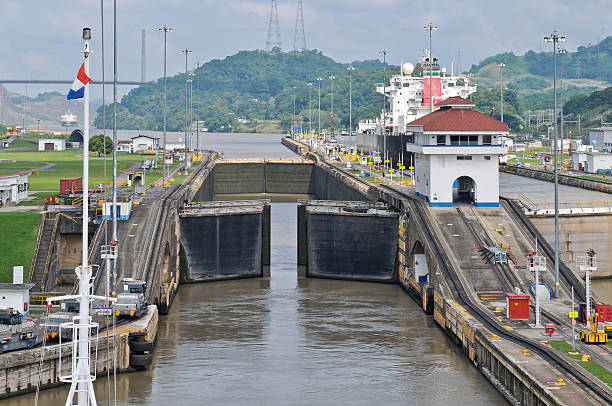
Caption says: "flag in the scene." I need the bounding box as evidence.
[67,63,92,100]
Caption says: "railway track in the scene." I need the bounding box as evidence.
[378,184,612,404]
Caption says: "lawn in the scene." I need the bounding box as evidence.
[548,340,612,387]
[0,150,144,191]
[17,192,58,206]
[0,212,41,283]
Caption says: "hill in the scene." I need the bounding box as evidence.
[563,86,612,129]
[94,50,398,133]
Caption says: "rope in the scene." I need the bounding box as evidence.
[34,305,51,406]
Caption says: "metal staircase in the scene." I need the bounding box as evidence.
[28,212,59,292]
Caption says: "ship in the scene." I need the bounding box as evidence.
[357,51,477,163]
[61,112,77,127]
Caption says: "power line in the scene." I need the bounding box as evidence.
[293,0,307,51]
[265,0,281,51]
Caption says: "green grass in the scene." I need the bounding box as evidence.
[0,212,41,282]
[17,192,58,206]
[548,340,582,359]
[549,340,612,387]
[0,150,143,191]
[577,361,612,388]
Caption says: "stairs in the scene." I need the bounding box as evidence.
[29,212,59,292]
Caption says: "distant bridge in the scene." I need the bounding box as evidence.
[0,79,145,85]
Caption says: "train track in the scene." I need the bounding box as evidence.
[378,184,612,404]
[501,197,586,302]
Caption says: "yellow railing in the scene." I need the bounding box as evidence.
[40,215,60,293]
[28,212,46,284]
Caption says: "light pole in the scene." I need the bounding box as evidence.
[307,82,312,135]
[329,75,335,138]
[424,23,438,113]
[558,48,566,170]
[379,50,389,165]
[347,65,355,154]
[497,62,506,123]
[158,25,172,183]
[195,62,200,151]
[292,85,297,137]
[187,71,194,168]
[544,29,565,298]
[317,77,322,137]
[181,48,192,168]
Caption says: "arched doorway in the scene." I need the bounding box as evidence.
[412,241,429,283]
[452,176,476,205]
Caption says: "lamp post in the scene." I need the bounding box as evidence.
[292,85,297,137]
[497,62,506,123]
[316,77,322,137]
[379,49,389,167]
[558,48,566,170]
[181,48,192,168]
[307,83,312,135]
[187,71,194,168]
[424,23,438,113]
[347,65,355,154]
[158,25,172,183]
[544,29,565,299]
[329,75,335,138]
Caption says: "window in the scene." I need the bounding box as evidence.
[437,135,446,145]
[483,135,492,145]
[450,135,478,145]
[468,136,478,145]
[484,156,491,160]
[450,136,460,145]
[457,156,472,160]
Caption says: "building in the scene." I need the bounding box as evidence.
[0,172,29,205]
[589,126,612,151]
[572,150,612,173]
[1,135,17,148]
[38,138,66,151]
[405,97,508,207]
[0,283,34,315]
[130,135,159,152]
[116,140,131,152]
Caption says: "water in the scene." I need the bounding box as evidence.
[0,135,508,405]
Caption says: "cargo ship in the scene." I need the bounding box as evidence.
[357,51,477,163]
[61,112,77,127]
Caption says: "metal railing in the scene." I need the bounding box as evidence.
[40,214,60,292]
[28,212,46,284]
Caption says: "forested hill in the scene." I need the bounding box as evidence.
[94,50,398,133]
[469,36,612,82]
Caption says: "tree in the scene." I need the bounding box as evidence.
[89,134,113,156]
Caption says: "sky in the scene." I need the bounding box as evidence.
[0,0,610,100]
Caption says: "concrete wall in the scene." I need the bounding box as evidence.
[500,164,612,195]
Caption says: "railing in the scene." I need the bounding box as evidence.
[40,214,60,293]
[72,218,106,295]
[28,212,46,284]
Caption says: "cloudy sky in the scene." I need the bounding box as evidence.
[0,0,610,99]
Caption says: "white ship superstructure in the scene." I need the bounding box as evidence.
[61,112,78,127]
[359,53,477,134]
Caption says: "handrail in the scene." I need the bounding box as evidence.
[40,214,60,292]
[28,212,46,283]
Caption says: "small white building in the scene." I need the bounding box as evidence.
[589,126,612,151]
[0,283,34,315]
[38,138,66,151]
[0,172,29,205]
[116,140,131,153]
[130,135,159,152]
[571,150,612,173]
[405,97,508,207]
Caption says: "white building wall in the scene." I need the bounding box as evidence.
[38,139,66,151]
[424,154,499,207]
[0,289,30,314]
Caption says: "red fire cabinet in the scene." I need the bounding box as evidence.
[506,293,530,320]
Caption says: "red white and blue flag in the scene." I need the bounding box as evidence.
[67,63,92,100]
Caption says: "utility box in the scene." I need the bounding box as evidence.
[506,293,530,320]
[595,304,612,323]
[60,177,82,194]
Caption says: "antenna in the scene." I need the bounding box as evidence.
[293,0,307,51]
[265,0,282,51]
[141,29,146,82]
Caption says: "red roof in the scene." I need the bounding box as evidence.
[436,96,475,106]
[409,108,509,132]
